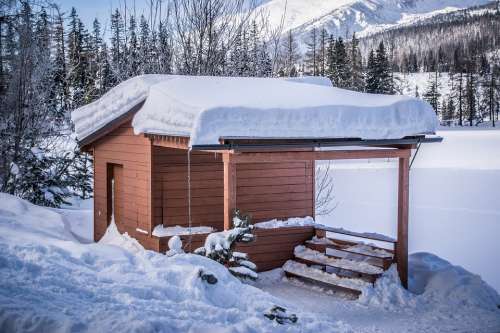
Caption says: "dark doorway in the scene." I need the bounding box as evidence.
[107,163,123,227]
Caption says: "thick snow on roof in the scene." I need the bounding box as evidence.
[71,75,438,146]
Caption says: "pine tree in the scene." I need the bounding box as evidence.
[326,35,335,81]
[318,28,328,77]
[451,47,465,126]
[158,20,172,74]
[258,42,273,77]
[304,28,318,76]
[330,37,350,88]
[67,7,90,108]
[348,33,364,91]
[280,31,300,77]
[465,56,478,126]
[248,21,259,77]
[127,15,139,77]
[374,41,394,94]
[110,9,125,79]
[139,15,150,74]
[365,50,378,93]
[443,95,456,125]
[423,70,441,114]
[52,11,69,123]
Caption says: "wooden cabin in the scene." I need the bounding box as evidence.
[73,75,441,291]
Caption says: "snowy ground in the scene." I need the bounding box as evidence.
[317,128,500,294]
[1,129,500,332]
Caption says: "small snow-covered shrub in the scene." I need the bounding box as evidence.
[166,235,184,256]
[195,209,257,280]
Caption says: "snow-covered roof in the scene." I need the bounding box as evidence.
[71,74,438,147]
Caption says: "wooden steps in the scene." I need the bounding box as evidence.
[294,245,383,283]
[315,225,396,244]
[281,226,397,298]
[306,237,394,270]
[283,260,368,296]
[281,226,398,297]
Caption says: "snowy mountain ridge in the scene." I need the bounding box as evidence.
[257,0,493,42]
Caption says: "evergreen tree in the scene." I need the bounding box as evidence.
[465,56,478,126]
[127,15,139,77]
[374,41,394,94]
[443,95,456,125]
[67,7,91,108]
[330,37,349,88]
[258,42,273,77]
[158,20,172,74]
[304,28,318,76]
[249,21,259,77]
[451,47,465,126]
[365,42,394,94]
[52,10,68,123]
[110,9,125,78]
[280,31,300,77]
[318,28,328,77]
[348,33,364,91]
[423,70,441,114]
[365,50,378,93]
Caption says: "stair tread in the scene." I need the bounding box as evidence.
[307,237,393,259]
[294,245,384,275]
[316,225,396,243]
[283,260,369,293]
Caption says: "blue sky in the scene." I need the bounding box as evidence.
[56,0,152,31]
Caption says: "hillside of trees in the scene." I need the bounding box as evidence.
[0,0,499,207]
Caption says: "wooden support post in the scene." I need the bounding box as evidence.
[223,153,236,230]
[397,154,410,288]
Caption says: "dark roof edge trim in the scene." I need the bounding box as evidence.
[191,136,443,151]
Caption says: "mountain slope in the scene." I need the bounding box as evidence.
[257,0,493,42]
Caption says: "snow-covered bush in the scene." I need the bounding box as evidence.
[166,235,184,256]
[195,209,258,280]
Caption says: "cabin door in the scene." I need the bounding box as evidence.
[107,164,124,226]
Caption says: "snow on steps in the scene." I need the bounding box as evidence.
[315,225,396,243]
[283,260,370,296]
[306,237,393,260]
[294,245,383,276]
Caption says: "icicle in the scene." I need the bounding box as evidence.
[187,147,193,251]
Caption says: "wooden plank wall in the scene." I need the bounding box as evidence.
[152,147,225,231]
[152,147,315,230]
[236,227,315,271]
[92,120,159,250]
[236,161,315,222]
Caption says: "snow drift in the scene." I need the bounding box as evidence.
[71,75,438,146]
[1,192,498,332]
[0,193,341,332]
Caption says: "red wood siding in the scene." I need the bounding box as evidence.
[152,147,225,231]
[152,147,314,231]
[236,161,314,222]
[92,121,157,250]
[235,227,315,272]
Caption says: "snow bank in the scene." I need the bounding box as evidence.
[359,253,500,312]
[409,252,500,311]
[152,224,214,237]
[72,75,438,146]
[255,216,315,229]
[0,193,345,332]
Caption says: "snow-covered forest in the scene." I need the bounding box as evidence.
[1,1,499,208]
